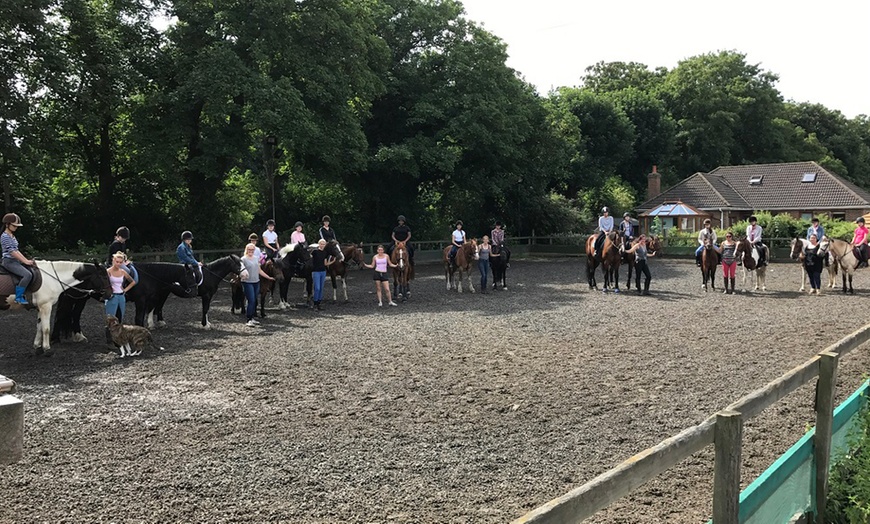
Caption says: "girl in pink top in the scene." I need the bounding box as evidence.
[363,245,398,307]
[853,217,869,268]
[290,221,306,245]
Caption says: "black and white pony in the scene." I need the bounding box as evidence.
[790,237,836,291]
[4,260,111,355]
[276,242,311,309]
[152,255,243,328]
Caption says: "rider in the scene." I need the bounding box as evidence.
[247,233,264,263]
[389,215,414,266]
[491,221,505,247]
[176,230,203,283]
[807,217,828,268]
[852,217,869,269]
[1,213,35,305]
[319,216,337,243]
[746,215,767,266]
[593,207,614,259]
[449,221,466,264]
[107,226,139,283]
[695,218,718,267]
[290,221,306,245]
[618,212,635,250]
[262,219,281,260]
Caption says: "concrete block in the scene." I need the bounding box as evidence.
[0,394,24,464]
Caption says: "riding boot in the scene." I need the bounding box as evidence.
[14,286,29,305]
[695,253,702,267]
[642,281,650,295]
[730,277,735,294]
[315,301,322,311]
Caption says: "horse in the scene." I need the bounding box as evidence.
[585,231,620,291]
[490,243,511,290]
[2,260,112,355]
[443,240,477,293]
[622,235,661,290]
[790,238,837,292]
[825,239,867,294]
[126,262,200,328]
[700,238,717,291]
[391,240,412,300]
[734,238,769,292]
[276,242,311,309]
[327,243,365,302]
[295,240,345,305]
[231,258,284,318]
[153,255,243,328]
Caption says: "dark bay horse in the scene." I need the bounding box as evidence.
[490,243,510,290]
[277,242,311,308]
[700,238,717,291]
[4,260,112,355]
[231,258,284,318]
[392,240,412,300]
[585,231,620,291]
[826,238,866,294]
[154,255,243,328]
[443,241,477,293]
[327,243,365,302]
[622,235,661,290]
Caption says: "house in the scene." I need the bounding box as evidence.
[637,162,870,232]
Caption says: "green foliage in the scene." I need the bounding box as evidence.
[827,401,870,523]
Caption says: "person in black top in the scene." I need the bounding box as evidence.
[107,226,138,283]
[310,239,336,310]
[388,215,414,264]
[319,215,337,243]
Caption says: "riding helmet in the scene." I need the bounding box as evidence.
[857,217,866,224]
[294,221,303,228]
[115,226,130,240]
[321,215,331,223]
[811,217,819,223]
[181,230,193,241]
[266,219,276,226]
[455,220,463,227]
[2,213,22,227]
[495,220,502,226]
[749,215,758,222]
[397,215,406,223]
[623,212,631,218]
[248,233,258,241]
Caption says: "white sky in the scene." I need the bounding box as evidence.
[460,0,870,118]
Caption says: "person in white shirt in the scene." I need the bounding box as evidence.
[593,207,614,259]
[449,221,467,264]
[262,219,281,260]
[746,215,766,266]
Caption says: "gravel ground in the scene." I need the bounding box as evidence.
[2,257,870,524]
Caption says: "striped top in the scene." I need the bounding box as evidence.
[1,232,19,259]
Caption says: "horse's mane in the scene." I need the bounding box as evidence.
[279,242,303,257]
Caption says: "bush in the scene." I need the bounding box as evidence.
[827,399,870,523]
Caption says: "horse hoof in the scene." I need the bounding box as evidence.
[613,289,620,294]
[156,320,166,328]
[72,333,88,343]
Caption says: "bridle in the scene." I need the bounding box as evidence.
[42,261,110,300]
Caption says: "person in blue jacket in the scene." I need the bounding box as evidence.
[177,230,203,284]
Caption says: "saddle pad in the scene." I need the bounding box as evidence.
[0,265,42,295]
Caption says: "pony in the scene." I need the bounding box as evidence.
[790,238,837,292]
[277,242,311,309]
[327,243,365,302]
[391,240,412,300]
[825,238,867,294]
[700,238,717,291]
[2,260,111,355]
[490,243,511,290]
[622,235,661,290]
[231,258,284,318]
[585,231,620,291]
[443,240,477,293]
[152,255,243,328]
[734,237,769,292]
[125,262,199,328]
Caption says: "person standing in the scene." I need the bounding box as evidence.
[105,252,136,321]
[801,234,824,294]
[593,207,614,259]
[241,242,276,326]
[807,217,828,268]
[623,234,655,295]
[262,219,281,260]
[311,239,336,310]
[716,231,738,294]
[1,213,34,305]
[852,217,869,268]
[477,235,492,293]
[746,215,766,266]
[319,216,337,243]
[363,245,398,307]
[290,221,306,245]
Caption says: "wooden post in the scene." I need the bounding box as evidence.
[713,410,743,524]
[814,351,839,524]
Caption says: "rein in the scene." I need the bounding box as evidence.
[43,261,106,299]
[135,264,197,295]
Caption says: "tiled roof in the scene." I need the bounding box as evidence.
[638,161,870,211]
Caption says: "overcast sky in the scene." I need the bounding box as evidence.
[460,0,869,118]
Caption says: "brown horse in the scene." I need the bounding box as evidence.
[700,238,717,291]
[391,240,413,300]
[826,238,867,294]
[231,259,284,318]
[443,240,477,293]
[622,235,661,289]
[585,231,620,291]
[734,237,768,292]
[327,243,365,302]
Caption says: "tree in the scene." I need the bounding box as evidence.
[582,60,666,94]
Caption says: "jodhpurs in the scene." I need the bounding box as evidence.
[1,258,33,289]
[722,260,737,278]
[104,293,126,321]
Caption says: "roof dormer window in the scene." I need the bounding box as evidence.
[749,175,763,185]
[801,173,817,183]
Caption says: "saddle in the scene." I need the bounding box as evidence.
[853,245,868,265]
[0,264,43,309]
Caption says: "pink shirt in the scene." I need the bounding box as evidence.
[854,225,869,245]
[290,231,306,245]
[375,256,388,272]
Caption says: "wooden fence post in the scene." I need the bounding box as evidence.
[814,351,839,524]
[713,410,743,524]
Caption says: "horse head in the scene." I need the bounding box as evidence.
[230,254,243,275]
[392,241,409,269]
[84,260,113,301]
[327,240,345,262]
[789,238,806,260]
[264,259,285,282]
[646,236,662,255]
[342,243,365,269]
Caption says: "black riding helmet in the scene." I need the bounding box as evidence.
[601,206,609,214]
[857,217,866,224]
[397,215,406,223]
[266,219,275,227]
[294,221,303,228]
[321,215,331,223]
[115,226,130,240]
[181,230,193,241]
[455,220,463,227]
[749,215,758,223]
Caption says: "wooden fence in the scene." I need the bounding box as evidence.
[512,324,870,524]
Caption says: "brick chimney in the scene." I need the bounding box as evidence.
[647,165,661,200]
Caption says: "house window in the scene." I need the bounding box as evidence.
[800,212,813,221]
[749,175,763,185]
[832,213,846,222]
[801,173,817,183]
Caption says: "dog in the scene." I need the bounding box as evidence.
[105,315,163,357]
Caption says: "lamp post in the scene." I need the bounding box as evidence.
[265,136,278,221]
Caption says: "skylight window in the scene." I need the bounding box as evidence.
[749,175,763,185]
[801,173,817,183]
